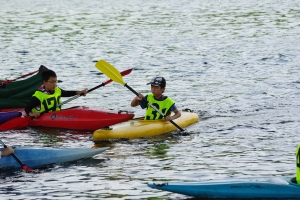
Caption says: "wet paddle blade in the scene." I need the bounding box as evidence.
[22,165,33,171]
[95,60,126,85]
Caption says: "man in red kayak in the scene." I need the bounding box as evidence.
[131,76,181,121]
[0,146,14,158]
[25,69,87,118]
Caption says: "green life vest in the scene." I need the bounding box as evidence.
[144,94,174,120]
[32,87,62,114]
[296,144,300,184]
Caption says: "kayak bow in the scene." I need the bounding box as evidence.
[148,177,300,199]
[0,146,109,170]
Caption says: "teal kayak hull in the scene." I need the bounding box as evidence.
[148,177,300,199]
[0,146,109,170]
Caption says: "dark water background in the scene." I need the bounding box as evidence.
[1,0,300,199]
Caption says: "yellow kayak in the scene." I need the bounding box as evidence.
[92,110,199,141]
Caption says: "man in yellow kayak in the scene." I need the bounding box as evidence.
[25,69,87,118]
[131,76,181,121]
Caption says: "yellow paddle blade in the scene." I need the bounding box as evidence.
[95,60,125,85]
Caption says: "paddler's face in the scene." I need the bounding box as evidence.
[43,76,57,91]
[151,85,165,98]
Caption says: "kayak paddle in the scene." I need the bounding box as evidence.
[0,140,33,171]
[95,60,185,132]
[57,68,132,107]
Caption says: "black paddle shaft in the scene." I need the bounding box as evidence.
[58,83,106,107]
[124,83,185,132]
[87,83,105,93]
[59,68,132,107]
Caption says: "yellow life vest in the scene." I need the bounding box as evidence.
[296,144,300,184]
[32,87,62,114]
[144,94,174,120]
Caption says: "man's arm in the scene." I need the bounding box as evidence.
[24,97,40,115]
[165,104,181,121]
[131,94,147,109]
[61,88,87,97]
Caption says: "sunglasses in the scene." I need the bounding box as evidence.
[47,80,58,84]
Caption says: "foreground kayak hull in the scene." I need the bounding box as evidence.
[0,146,109,170]
[148,177,300,199]
[0,106,134,131]
[93,110,199,141]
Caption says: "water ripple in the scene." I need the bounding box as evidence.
[1,0,300,199]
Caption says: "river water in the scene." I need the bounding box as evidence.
[1,0,300,199]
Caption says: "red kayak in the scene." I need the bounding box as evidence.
[0,111,22,125]
[0,117,29,131]
[0,106,134,131]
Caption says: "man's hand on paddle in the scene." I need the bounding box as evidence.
[29,112,41,118]
[77,88,88,96]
